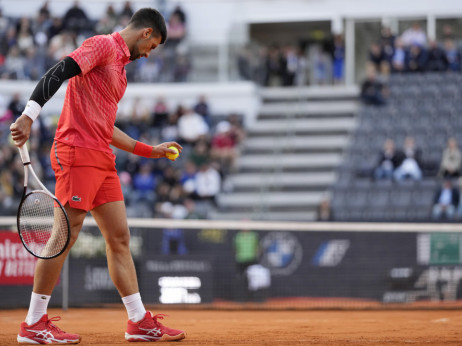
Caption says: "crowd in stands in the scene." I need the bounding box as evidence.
[361,23,461,105]
[0,92,246,219]
[237,34,345,87]
[358,22,462,222]
[0,1,190,83]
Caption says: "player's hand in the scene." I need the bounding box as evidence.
[151,142,183,160]
[10,114,33,147]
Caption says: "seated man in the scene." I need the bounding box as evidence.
[432,179,459,220]
[394,136,423,181]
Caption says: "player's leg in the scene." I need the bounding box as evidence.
[90,200,138,296]
[18,204,85,345]
[91,200,185,342]
[32,204,87,295]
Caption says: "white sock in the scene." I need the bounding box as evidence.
[122,292,146,323]
[26,292,51,325]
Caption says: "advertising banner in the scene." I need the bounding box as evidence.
[0,231,37,285]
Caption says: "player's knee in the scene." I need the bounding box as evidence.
[106,230,130,253]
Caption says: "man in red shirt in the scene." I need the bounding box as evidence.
[10,8,185,344]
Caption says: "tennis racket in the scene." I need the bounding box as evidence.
[16,145,70,259]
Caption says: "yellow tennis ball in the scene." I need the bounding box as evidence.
[166,146,179,160]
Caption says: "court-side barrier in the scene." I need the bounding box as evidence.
[1,217,462,309]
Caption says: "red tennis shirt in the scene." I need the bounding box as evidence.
[54,32,131,154]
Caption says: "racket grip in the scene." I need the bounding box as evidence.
[18,145,31,164]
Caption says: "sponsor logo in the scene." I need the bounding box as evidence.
[260,232,302,275]
[71,196,81,202]
[139,327,162,337]
[312,240,350,267]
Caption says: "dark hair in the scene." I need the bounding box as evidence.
[128,8,167,44]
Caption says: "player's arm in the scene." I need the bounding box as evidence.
[10,57,81,147]
[111,126,183,161]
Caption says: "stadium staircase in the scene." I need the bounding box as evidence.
[212,85,360,221]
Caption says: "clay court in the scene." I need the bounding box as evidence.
[1,307,462,345]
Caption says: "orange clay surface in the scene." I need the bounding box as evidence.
[1,307,462,345]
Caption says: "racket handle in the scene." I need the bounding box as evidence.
[18,145,31,164]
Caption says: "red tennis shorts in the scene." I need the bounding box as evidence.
[50,140,124,211]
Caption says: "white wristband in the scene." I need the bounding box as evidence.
[23,100,42,122]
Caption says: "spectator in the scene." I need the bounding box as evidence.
[237,45,253,81]
[63,0,88,34]
[0,26,16,58]
[48,30,77,64]
[439,137,462,178]
[160,202,188,255]
[312,45,329,85]
[233,228,260,301]
[132,162,156,204]
[394,136,423,181]
[442,24,455,41]
[194,161,221,206]
[180,161,197,197]
[400,22,427,47]
[8,93,25,121]
[332,35,345,84]
[381,27,396,65]
[211,121,238,174]
[317,196,333,221]
[39,1,51,21]
[432,179,459,221]
[368,42,386,75]
[374,138,402,180]
[391,38,406,72]
[193,95,211,126]
[281,44,297,86]
[295,48,308,86]
[152,96,169,128]
[119,1,134,19]
[171,5,186,25]
[265,45,284,86]
[3,45,25,79]
[360,66,388,106]
[161,112,180,142]
[189,139,210,168]
[47,17,63,41]
[177,108,209,145]
[95,4,118,35]
[184,198,202,219]
[166,12,186,48]
[16,17,34,54]
[406,44,428,73]
[426,40,449,72]
[444,39,461,72]
[227,113,246,147]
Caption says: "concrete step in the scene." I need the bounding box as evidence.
[243,135,349,152]
[217,191,324,208]
[237,153,342,170]
[248,118,356,134]
[260,101,359,117]
[260,85,360,101]
[228,172,336,189]
[209,210,317,221]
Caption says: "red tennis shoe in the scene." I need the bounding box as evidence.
[17,314,80,344]
[125,312,185,342]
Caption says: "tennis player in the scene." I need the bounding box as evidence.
[10,8,185,344]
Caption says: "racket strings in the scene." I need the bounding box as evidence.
[19,192,68,258]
